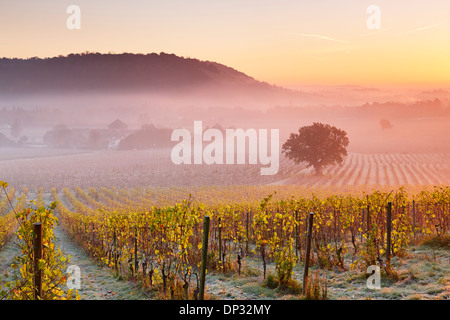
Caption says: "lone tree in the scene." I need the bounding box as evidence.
[379,118,393,130]
[282,122,349,175]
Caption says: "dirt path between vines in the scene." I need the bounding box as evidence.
[0,226,149,300]
[0,237,21,287]
[38,191,149,300]
[4,192,447,301]
[53,225,150,300]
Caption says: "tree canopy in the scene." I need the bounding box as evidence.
[379,118,393,130]
[282,122,349,175]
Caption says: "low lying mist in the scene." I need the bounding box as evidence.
[1,87,449,154]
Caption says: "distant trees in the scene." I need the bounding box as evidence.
[18,135,28,147]
[43,124,129,149]
[118,124,173,150]
[379,118,393,130]
[0,132,14,147]
[0,52,242,94]
[87,130,108,149]
[10,118,23,139]
[43,125,76,148]
[282,122,349,175]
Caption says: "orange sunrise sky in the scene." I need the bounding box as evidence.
[1,0,449,88]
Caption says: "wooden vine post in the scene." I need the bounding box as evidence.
[113,228,118,272]
[295,210,299,258]
[412,199,416,241]
[246,212,249,254]
[134,227,138,276]
[199,215,210,300]
[33,222,43,300]
[386,201,392,261]
[302,212,314,295]
[218,217,222,269]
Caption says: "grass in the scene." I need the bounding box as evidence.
[205,239,450,300]
[241,283,276,298]
[1,227,449,300]
[420,235,450,249]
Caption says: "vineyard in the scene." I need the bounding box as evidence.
[1,181,449,300]
[0,148,449,191]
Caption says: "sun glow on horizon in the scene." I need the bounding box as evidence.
[1,0,449,87]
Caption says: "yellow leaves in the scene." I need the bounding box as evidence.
[1,198,73,300]
[8,184,444,299]
[19,265,28,278]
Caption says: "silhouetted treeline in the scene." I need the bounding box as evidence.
[0,106,59,126]
[0,52,270,94]
[43,124,130,149]
[267,99,450,120]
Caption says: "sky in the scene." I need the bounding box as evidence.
[1,0,449,87]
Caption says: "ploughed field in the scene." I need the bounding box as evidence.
[0,147,448,192]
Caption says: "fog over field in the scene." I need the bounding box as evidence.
[0,54,449,192]
[1,0,450,305]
